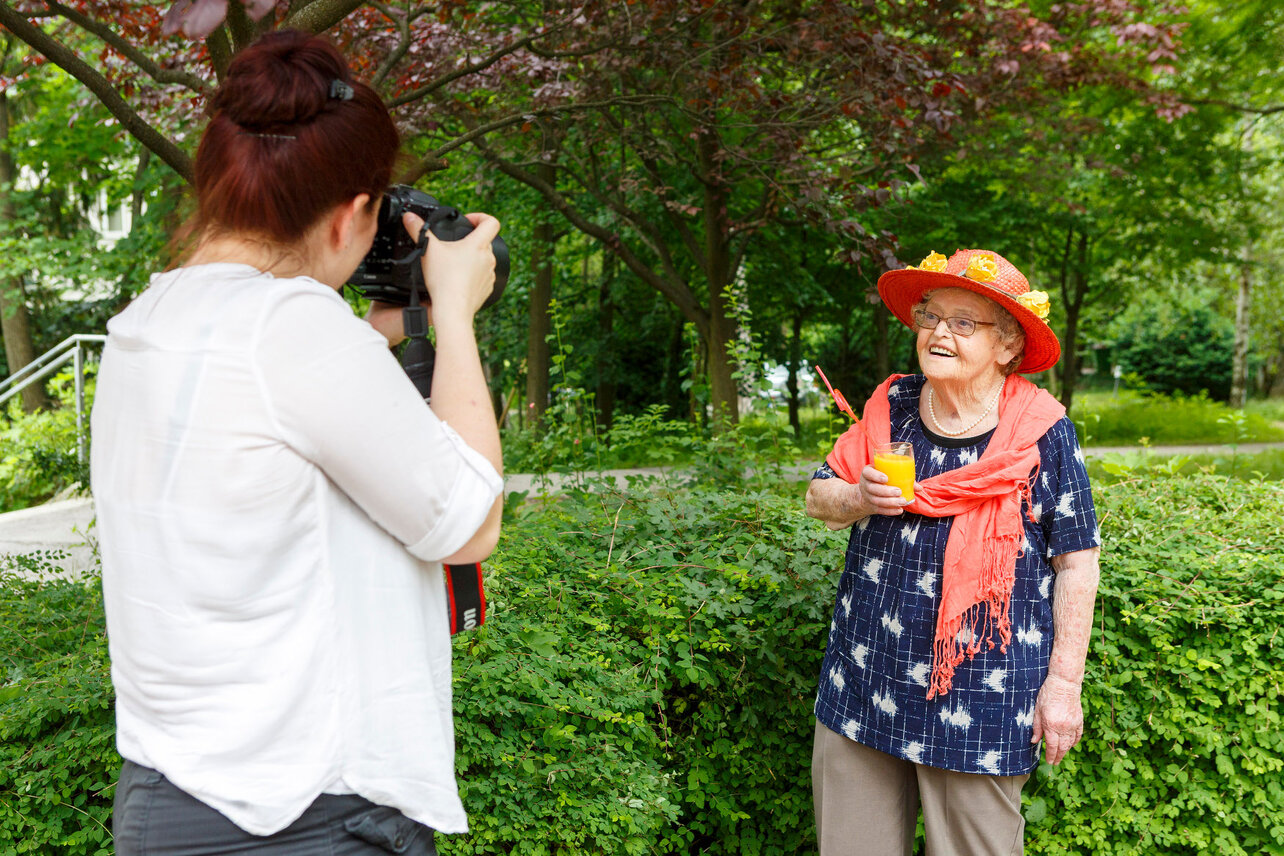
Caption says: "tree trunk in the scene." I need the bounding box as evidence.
[0,89,49,413]
[525,162,556,426]
[595,252,617,432]
[1230,257,1251,408]
[1057,228,1089,413]
[664,315,687,418]
[1230,122,1255,408]
[699,133,739,426]
[874,300,890,378]
[706,285,738,426]
[786,311,803,437]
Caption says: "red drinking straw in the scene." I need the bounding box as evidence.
[814,365,860,424]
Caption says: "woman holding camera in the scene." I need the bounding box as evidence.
[91,30,502,855]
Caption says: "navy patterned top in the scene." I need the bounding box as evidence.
[812,374,1100,776]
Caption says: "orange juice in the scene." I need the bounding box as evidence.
[874,451,915,502]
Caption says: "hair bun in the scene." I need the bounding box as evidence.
[211,29,348,131]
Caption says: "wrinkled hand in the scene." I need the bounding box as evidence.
[810,467,911,530]
[1031,673,1083,765]
[857,465,913,518]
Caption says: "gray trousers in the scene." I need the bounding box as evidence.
[112,760,437,855]
[812,720,1028,856]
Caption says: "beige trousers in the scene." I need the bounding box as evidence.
[812,720,1029,856]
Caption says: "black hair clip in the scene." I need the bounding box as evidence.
[329,79,354,101]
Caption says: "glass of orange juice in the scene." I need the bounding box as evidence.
[873,441,915,502]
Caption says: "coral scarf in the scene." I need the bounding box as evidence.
[825,374,1065,698]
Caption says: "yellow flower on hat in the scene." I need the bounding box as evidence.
[964,254,999,283]
[918,251,948,273]
[1017,290,1051,321]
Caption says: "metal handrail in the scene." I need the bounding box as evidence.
[0,334,107,466]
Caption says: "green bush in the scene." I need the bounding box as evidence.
[1025,474,1284,855]
[447,481,835,854]
[0,370,94,512]
[1111,300,1236,400]
[3,475,1282,854]
[0,554,115,855]
[1071,390,1284,446]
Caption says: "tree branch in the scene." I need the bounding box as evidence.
[224,0,259,53]
[370,3,421,89]
[45,1,210,93]
[206,27,232,81]
[560,146,689,291]
[0,1,193,182]
[471,138,707,334]
[397,96,671,183]
[526,35,624,60]
[638,152,703,264]
[386,31,544,109]
[1182,97,1284,116]
[281,0,365,34]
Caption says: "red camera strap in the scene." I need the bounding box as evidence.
[443,562,486,634]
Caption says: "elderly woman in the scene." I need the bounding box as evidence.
[805,249,1101,856]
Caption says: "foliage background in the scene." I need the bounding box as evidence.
[3,473,1282,854]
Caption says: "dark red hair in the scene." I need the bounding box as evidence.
[193,30,400,245]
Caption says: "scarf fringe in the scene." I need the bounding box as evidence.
[927,532,1019,699]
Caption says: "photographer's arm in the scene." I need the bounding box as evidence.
[410,211,504,564]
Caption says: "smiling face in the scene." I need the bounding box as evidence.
[915,288,1020,391]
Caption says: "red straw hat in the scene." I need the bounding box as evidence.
[876,248,1060,374]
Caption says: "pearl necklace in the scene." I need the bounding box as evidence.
[927,379,1005,437]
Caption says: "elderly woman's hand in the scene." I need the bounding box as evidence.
[805,467,912,530]
[857,465,914,517]
[1031,673,1084,765]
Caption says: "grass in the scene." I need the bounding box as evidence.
[1246,397,1284,424]
[1069,390,1284,446]
[1086,447,1284,483]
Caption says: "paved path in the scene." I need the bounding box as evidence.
[3,442,1281,580]
[0,497,98,580]
[0,472,677,581]
[1080,442,1284,457]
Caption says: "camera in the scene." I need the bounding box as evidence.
[347,185,510,307]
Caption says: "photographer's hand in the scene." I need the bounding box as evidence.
[401,210,504,565]
[406,211,500,327]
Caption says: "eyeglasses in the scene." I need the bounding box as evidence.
[911,308,996,338]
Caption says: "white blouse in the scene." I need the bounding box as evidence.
[91,264,502,836]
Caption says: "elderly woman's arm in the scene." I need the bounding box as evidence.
[805,466,911,529]
[1031,546,1101,765]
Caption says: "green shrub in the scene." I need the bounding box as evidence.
[3,475,1282,854]
[446,481,835,854]
[0,370,94,512]
[0,554,114,856]
[1111,300,1236,400]
[1026,474,1284,855]
[501,404,816,477]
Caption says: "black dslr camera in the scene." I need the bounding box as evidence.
[347,184,510,307]
[347,185,506,638]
